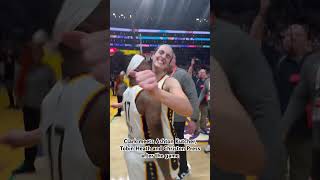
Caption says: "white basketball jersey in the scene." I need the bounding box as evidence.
[39,74,105,180]
[158,75,179,178]
[122,85,144,139]
[122,75,179,179]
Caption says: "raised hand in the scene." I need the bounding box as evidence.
[129,70,159,93]
[61,30,108,83]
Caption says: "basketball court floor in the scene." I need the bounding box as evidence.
[0,87,50,180]
[0,87,34,180]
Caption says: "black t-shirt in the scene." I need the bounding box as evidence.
[4,56,15,80]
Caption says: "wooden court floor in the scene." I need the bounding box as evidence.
[0,88,24,179]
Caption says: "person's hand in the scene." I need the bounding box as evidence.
[61,30,108,64]
[129,70,159,93]
[61,30,108,83]
[164,176,174,180]
[191,58,196,66]
[0,130,27,149]
[259,0,270,16]
[111,103,122,109]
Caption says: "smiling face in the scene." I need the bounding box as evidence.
[151,45,174,72]
[198,69,207,79]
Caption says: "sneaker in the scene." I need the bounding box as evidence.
[12,162,35,175]
[204,144,210,153]
[187,162,191,174]
[190,131,200,140]
[176,163,192,180]
[200,128,210,135]
[114,113,121,117]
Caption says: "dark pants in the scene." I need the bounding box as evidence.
[116,96,123,115]
[285,137,312,180]
[174,121,188,173]
[313,149,320,180]
[198,103,208,131]
[22,107,40,167]
[111,87,115,96]
[5,80,14,106]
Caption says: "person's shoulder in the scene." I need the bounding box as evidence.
[215,19,249,43]
[166,76,180,84]
[176,67,187,73]
[214,19,262,64]
[175,68,192,78]
[123,87,130,95]
[303,51,320,68]
[302,51,320,75]
[305,51,320,63]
